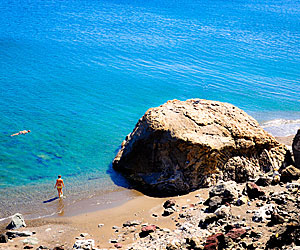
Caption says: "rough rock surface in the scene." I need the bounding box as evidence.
[6,213,26,230]
[293,129,300,168]
[113,99,290,196]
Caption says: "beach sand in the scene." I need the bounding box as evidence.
[0,135,294,249]
[0,189,209,249]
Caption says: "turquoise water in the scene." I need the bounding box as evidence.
[0,0,299,219]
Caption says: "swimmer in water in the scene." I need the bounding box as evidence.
[54,175,65,198]
[10,130,31,137]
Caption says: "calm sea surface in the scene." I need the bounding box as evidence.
[0,0,299,219]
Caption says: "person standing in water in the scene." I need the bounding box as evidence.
[54,175,65,198]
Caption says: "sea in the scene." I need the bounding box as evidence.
[0,0,299,221]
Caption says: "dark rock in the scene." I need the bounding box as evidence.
[226,228,247,241]
[6,231,33,238]
[265,222,300,249]
[204,233,226,250]
[163,199,176,209]
[36,246,50,250]
[52,247,64,250]
[293,129,300,168]
[6,213,26,230]
[204,196,223,212]
[245,182,265,199]
[140,225,157,238]
[113,99,290,196]
[249,230,261,239]
[255,176,272,186]
[199,214,219,229]
[162,208,175,216]
[0,234,8,243]
[209,181,239,203]
[23,246,33,249]
[269,213,285,225]
[281,165,300,183]
[123,220,140,227]
[186,236,202,250]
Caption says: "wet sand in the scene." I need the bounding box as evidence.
[0,135,294,249]
[0,189,209,249]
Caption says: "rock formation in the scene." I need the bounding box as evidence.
[293,129,300,168]
[113,99,291,196]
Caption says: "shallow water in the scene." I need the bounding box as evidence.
[0,0,299,219]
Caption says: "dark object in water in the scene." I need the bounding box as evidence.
[293,129,300,169]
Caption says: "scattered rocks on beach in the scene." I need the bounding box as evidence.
[113,99,291,196]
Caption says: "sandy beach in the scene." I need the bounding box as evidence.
[0,189,209,249]
[0,135,295,249]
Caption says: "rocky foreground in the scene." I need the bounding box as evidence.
[2,177,300,250]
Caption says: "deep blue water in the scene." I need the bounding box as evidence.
[0,0,300,219]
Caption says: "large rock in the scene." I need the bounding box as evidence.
[293,129,300,168]
[113,99,290,196]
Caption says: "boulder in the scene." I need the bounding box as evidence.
[281,165,300,183]
[293,129,300,168]
[113,99,290,195]
[6,213,26,230]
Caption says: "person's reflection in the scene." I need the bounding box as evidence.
[57,198,65,216]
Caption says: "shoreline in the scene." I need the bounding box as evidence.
[0,189,210,249]
[0,135,295,249]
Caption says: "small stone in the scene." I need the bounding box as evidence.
[98,223,104,228]
[53,246,64,250]
[6,231,33,238]
[114,243,122,248]
[36,246,50,250]
[22,237,38,245]
[162,208,175,216]
[6,213,26,230]
[163,199,176,209]
[73,239,94,249]
[152,213,158,217]
[0,234,8,243]
[226,228,247,241]
[245,182,265,199]
[123,220,140,227]
[80,233,88,237]
[110,239,118,243]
